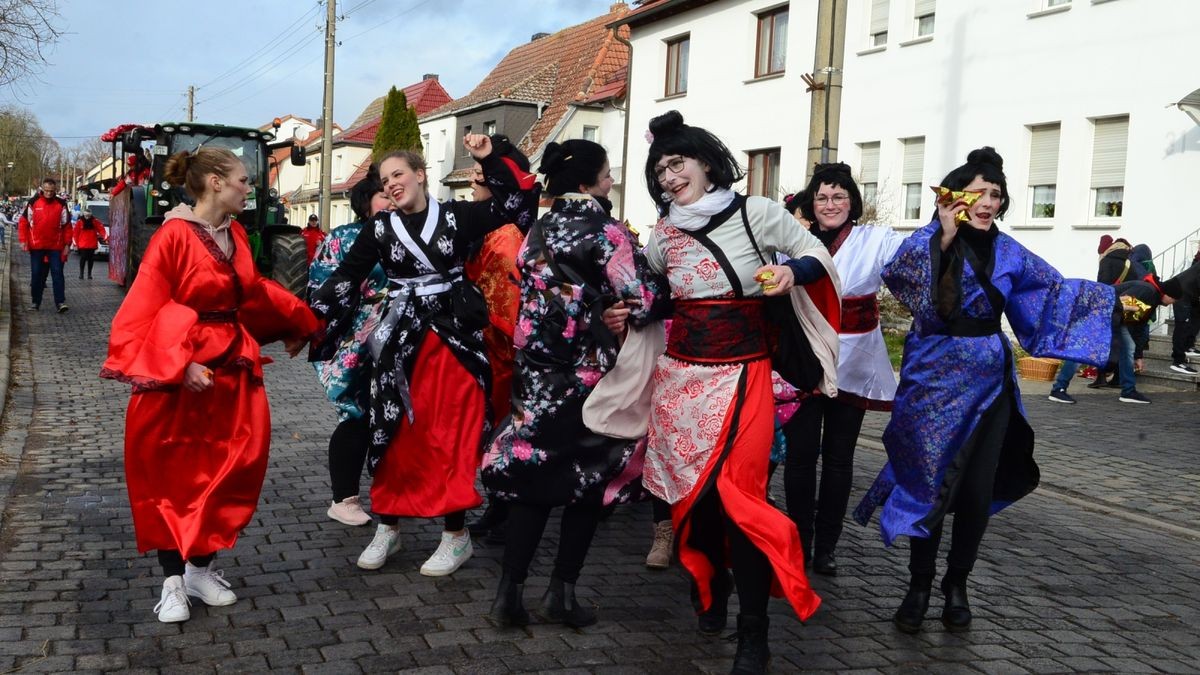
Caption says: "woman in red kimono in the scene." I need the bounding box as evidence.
[101,147,318,624]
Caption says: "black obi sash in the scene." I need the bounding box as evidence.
[667,299,769,365]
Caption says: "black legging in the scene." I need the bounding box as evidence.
[502,501,602,584]
[78,249,96,277]
[329,417,370,502]
[651,497,672,523]
[909,390,1012,577]
[782,395,865,558]
[687,488,771,617]
[379,510,466,531]
[157,550,215,577]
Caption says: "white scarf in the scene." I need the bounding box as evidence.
[667,188,736,231]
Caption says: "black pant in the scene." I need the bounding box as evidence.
[909,390,1011,577]
[1172,302,1198,363]
[78,249,96,277]
[651,497,672,523]
[157,550,215,577]
[502,501,602,584]
[329,417,370,502]
[687,488,771,617]
[378,511,466,531]
[783,396,865,559]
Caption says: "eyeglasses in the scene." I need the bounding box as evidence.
[814,194,850,206]
[654,157,688,181]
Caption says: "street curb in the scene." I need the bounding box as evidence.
[0,229,12,425]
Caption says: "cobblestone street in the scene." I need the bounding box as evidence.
[1,254,1199,674]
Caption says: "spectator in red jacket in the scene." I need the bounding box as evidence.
[73,210,107,280]
[302,213,326,265]
[18,177,72,313]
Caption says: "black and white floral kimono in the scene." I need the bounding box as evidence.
[309,153,537,518]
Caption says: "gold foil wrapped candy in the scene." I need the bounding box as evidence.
[754,269,778,292]
[930,186,983,223]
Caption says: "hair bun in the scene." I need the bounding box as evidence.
[539,141,565,175]
[967,146,1003,171]
[648,110,685,140]
[811,162,854,184]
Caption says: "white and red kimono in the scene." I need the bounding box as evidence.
[642,193,840,621]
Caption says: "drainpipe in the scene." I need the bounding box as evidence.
[614,30,633,223]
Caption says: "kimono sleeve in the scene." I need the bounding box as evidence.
[454,152,540,244]
[100,226,198,390]
[880,221,942,326]
[757,197,832,287]
[596,220,670,327]
[1005,241,1116,367]
[240,278,320,346]
[309,219,381,361]
[643,228,667,275]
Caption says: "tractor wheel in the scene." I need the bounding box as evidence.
[270,232,308,297]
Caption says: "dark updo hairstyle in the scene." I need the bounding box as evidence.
[798,162,863,225]
[644,110,744,211]
[163,147,241,200]
[490,134,530,173]
[938,146,1010,219]
[538,139,607,196]
[349,164,383,223]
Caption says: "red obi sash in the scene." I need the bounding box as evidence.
[667,299,769,364]
[840,295,879,335]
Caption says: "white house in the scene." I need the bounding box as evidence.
[615,0,1200,279]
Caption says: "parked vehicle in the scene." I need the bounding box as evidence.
[100,121,307,294]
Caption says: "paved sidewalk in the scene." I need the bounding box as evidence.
[1,253,1198,673]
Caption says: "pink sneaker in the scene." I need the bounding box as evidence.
[328,496,371,526]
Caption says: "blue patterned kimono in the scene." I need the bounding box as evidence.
[853,220,1116,545]
[308,222,388,422]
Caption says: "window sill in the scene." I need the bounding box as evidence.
[744,72,786,85]
[1027,5,1071,18]
[1073,221,1122,230]
[1091,0,1117,4]
[899,35,934,48]
[856,45,886,56]
[656,92,688,102]
[1011,221,1055,230]
[896,221,923,230]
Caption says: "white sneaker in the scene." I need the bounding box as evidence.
[328,496,372,526]
[357,524,401,570]
[183,563,237,606]
[420,531,473,577]
[154,576,191,623]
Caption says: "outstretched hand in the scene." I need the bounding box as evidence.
[283,338,305,358]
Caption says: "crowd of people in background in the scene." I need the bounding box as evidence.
[91,111,1198,675]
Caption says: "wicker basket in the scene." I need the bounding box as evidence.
[1016,357,1061,381]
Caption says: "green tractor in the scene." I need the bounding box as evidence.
[102,121,308,295]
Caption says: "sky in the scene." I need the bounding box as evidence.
[2,0,622,149]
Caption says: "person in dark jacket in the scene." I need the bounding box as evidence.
[1097,236,1134,285]
[1166,257,1200,374]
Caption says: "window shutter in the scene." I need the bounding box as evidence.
[914,0,936,17]
[1091,117,1128,188]
[1028,124,1060,186]
[870,0,889,33]
[902,137,924,184]
[859,142,880,183]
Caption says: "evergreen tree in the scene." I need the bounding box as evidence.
[372,87,422,161]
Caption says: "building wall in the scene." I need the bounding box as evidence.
[624,0,820,234]
[547,104,629,217]
[453,104,540,172]
[624,0,1200,279]
[838,0,1200,279]
[420,115,460,202]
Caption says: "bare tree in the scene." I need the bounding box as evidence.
[0,0,63,89]
[0,104,59,196]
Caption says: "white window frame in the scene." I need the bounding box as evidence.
[913,0,935,38]
[1027,123,1060,222]
[901,136,925,224]
[1089,115,1128,222]
[867,0,889,47]
[746,147,781,199]
[858,141,881,210]
[665,34,690,97]
[582,125,599,142]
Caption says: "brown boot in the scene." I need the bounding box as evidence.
[645,520,673,569]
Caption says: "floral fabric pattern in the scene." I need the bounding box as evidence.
[482,197,668,506]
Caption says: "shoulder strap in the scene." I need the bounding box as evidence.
[1115,258,1132,284]
[738,198,769,267]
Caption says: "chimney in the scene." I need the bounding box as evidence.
[423,73,438,81]
[531,32,550,41]
[609,2,626,11]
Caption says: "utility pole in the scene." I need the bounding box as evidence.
[187,85,195,122]
[805,0,847,180]
[319,0,336,233]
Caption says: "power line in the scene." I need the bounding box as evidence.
[196,2,324,90]
[342,0,381,17]
[197,32,323,106]
[342,0,437,41]
[204,53,324,118]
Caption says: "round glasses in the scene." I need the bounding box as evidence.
[654,157,688,181]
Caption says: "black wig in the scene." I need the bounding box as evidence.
[938,146,1010,219]
[644,111,745,211]
[349,164,383,223]
[539,139,607,196]
[798,162,863,225]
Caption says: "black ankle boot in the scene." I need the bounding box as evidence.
[941,571,971,632]
[812,550,838,576]
[468,502,507,538]
[893,574,932,634]
[693,569,733,635]
[730,614,770,674]
[489,572,529,628]
[537,577,596,628]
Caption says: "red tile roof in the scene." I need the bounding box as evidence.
[349,78,455,130]
[422,3,632,159]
